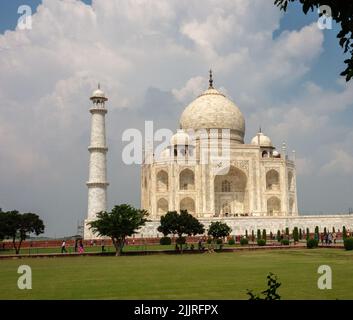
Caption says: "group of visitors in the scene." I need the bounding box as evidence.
[61,239,85,254]
[320,232,337,245]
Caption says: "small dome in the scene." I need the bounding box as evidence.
[273,150,280,157]
[251,132,273,147]
[90,85,107,100]
[170,129,190,146]
[179,87,245,142]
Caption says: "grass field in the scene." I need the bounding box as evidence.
[1,249,352,300]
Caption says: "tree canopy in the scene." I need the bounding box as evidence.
[89,204,148,256]
[275,0,353,81]
[157,210,205,251]
[0,209,45,254]
[207,221,232,240]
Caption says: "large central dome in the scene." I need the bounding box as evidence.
[179,77,245,143]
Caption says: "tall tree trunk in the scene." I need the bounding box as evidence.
[113,238,123,256]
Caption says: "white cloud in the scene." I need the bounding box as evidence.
[320,150,353,175]
[0,0,351,235]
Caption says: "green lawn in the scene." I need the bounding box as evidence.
[1,249,352,300]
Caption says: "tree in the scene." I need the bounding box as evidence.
[251,230,255,242]
[3,211,45,254]
[0,208,6,241]
[293,227,299,243]
[262,229,267,241]
[299,228,302,240]
[89,204,148,256]
[343,226,347,240]
[275,0,353,81]
[208,221,232,243]
[285,227,289,238]
[306,227,310,241]
[277,230,281,242]
[157,210,204,252]
[257,229,261,240]
[245,230,248,239]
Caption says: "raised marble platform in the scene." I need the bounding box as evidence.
[84,214,353,239]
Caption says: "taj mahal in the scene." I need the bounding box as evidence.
[84,72,353,239]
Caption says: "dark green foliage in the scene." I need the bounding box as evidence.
[276,230,281,242]
[206,238,212,244]
[89,204,148,256]
[228,238,235,245]
[299,228,302,240]
[281,239,290,245]
[343,226,347,240]
[157,210,204,253]
[315,226,319,235]
[251,230,255,242]
[306,228,310,241]
[293,227,299,242]
[176,236,186,245]
[240,237,249,245]
[0,209,45,254]
[344,238,353,250]
[159,236,171,245]
[257,239,266,246]
[307,238,319,249]
[285,227,289,237]
[245,230,248,239]
[208,221,231,240]
[247,273,281,300]
[262,229,266,241]
[257,229,261,240]
[274,0,353,81]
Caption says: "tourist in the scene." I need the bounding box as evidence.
[61,240,67,253]
[328,233,333,245]
[101,239,105,252]
[333,232,337,244]
[78,240,84,254]
[320,233,324,245]
[324,233,328,245]
[74,239,78,252]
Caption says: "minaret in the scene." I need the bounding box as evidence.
[84,85,109,239]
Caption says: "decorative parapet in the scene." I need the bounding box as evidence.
[86,181,109,188]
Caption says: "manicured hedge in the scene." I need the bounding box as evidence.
[257,239,266,246]
[281,239,290,246]
[307,238,319,249]
[159,237,172,245]
[240,238,249,246]
[344,237,353,250]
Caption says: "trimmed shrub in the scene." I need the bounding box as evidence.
[293,227,299,242]
[206,238,212,244]
[307,238,319,249]
[343,226,347,240]
[276,230,281,242]
[251,230,255,242]
[262,229,266,241]
[228,238,235,245]
[281,239,290,246]
[257,229,261,240]
[159,236,172,245]
[285,227,289,237]
[216,238,223,245]
[240,238,249,246]
[306,228,310,241]
[299,228,302,240]
[344,237,353,251]
[176,237,186,245]
[257,239,266,246]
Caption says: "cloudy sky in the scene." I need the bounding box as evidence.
[0,0,352,237]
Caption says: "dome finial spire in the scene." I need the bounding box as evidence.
[209,69,213,89]
[98,82,101,90]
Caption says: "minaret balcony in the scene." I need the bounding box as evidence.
[89,107,107,114]
[86,181,109,187]
[88,146,108,152]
